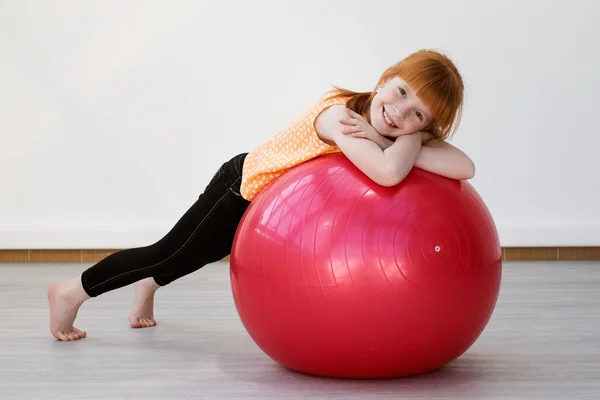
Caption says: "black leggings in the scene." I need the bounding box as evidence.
[81,153,251,297]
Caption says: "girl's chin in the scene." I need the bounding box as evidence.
[375,120,391,136]
[375,125,395,141]
[376,122,395,138]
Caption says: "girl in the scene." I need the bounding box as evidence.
[48,49,474,341]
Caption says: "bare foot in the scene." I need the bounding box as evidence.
[48,277,90,341]
[129,277,160,328]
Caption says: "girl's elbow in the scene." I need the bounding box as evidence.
[466,160,476,179]
[369,172,394,187]
[459,160,476,180]
[377,167,410,187]
[377,177,400,187]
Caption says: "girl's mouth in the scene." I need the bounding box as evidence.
[382,106,396,128]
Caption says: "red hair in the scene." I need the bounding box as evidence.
[328,49,464,140]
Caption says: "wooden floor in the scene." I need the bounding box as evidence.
[1,261,599,399]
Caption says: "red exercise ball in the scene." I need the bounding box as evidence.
[230,153,502,379]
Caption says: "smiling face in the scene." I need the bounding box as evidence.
[369,77,433,138]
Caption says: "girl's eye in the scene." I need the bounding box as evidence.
[399,87,407,98]
[414,110,423,121]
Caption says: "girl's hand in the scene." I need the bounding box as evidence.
[339,108,394,150]
[339,108,380,139]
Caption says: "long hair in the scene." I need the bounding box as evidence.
[327,49,464,140]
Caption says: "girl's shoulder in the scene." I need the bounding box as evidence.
[306,91,349,125]
[314,104,346,145]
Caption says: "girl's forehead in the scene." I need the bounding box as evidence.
[388,77,417,94]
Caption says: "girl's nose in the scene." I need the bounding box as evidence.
[391,106,407,122]
[388,105,401,120]
[394,104,410,119]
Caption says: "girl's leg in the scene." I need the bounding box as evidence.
[128,153,250,327]
[48,153,250,341]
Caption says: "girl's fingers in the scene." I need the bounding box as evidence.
[342,126,361,134]
[339,118,360,126]
[353,132,368,138]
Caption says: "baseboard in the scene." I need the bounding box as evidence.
[0,247,599,263]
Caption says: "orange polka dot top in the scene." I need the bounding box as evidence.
[240,93,349,201]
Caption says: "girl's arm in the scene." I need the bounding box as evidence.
[315,105,421,187]
[338,111,475,180]
[415,139,475,180]
[367,135,476,180]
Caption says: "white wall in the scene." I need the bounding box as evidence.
[1,0,599,249]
